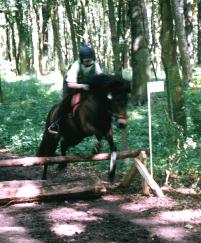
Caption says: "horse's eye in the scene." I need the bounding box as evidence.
[107,93,113,100]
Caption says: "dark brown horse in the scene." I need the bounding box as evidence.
[37,74,130,181]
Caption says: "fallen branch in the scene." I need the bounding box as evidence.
[0,178,108,205]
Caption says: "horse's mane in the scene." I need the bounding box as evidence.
[87,74,130,94]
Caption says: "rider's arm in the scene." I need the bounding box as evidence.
[95,62,103,74]
[67,82,89,90]
[66,61,79,84]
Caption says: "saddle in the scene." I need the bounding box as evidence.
[71,93,81,115]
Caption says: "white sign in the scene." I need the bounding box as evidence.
[147,81,164,177]
[147,81,164,93]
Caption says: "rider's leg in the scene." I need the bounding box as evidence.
[48,89,76,133]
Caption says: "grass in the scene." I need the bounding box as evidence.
[0,71,200,188]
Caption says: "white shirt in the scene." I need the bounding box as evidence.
[66,60,102,84]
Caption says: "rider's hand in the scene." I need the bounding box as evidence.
[81,84,89,91]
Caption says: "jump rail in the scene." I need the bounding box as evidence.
[0,149,149,168]
[0,148,164,198]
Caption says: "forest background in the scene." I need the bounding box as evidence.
[0,0,200,189]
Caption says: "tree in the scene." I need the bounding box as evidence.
[64,0,78,60]
[51,0,66,77]
[0,75,3,103]
[197,0,201,64]
[15,0,31,75]
[159,0,187,133]
[171,0,192,83]
[107,0,122,74]
[184,0,194,65]
[129,0,150,105]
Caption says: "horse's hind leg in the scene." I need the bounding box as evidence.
[93,135,103,154]
[37,131,60,179]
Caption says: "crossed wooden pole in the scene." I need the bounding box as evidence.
[0,149,164,204]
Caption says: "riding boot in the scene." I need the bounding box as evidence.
[48,94,73,134]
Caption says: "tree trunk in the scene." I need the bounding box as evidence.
[51,1,66,77]
[37,2,51,75]
[64,0,78,60]
[129,0,150,105]
[171,0,192,83]
[0,76,3,103]
[107,0,122,74]
[184,0,194,66]
[150,0,160,79]
[29,0,40,76]
[160,0,187,133]
[120,1,130,69]
[5,13,17,73]
[197,0,201,64]
[15,0,30,75]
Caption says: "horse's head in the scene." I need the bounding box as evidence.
[88,74,130,129]
[106,76,130,128]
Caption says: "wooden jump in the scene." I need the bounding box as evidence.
[0,179,107,205]
[0,148,165,204]
[0,149,149,167]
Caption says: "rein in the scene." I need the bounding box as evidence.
[107,110,126,120]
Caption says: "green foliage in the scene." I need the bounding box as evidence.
[186,89,201,136]
[0,77,60,155]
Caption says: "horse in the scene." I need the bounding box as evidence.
[37,74,130,181]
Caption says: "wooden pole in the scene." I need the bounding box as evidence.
[120,151,164,197]
[134,152,164,197]
[0,149,149,168]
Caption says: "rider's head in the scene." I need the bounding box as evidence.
[79,45,95,67]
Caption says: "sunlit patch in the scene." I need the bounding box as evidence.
[39,72,63,92]
[133,218,158,226]
[129,111,144,120]
[121,196,176,212]
[150,226,188,241]
[121,203,149,212]
[0,226,27,233]
[13,202,39,208]
[48,208,99,221]
[160,209,201,224]
[16,184,40,197]
[87,207,108,215]
[102,195,124,202]
[51,223,85,236]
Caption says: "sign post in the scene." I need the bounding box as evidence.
[147,81,164,177]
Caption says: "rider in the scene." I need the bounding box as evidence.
[63,44,102,98]
[49,44,102,133]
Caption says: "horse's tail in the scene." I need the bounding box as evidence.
[36,133,48,157]
[37,104,60,157]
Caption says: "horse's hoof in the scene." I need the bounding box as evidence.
[108,173,115,183]
[108,165,116,182]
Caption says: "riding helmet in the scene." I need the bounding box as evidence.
[79,45,95,63]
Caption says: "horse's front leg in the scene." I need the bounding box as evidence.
[106,128,117,182]
[57,139,68,170]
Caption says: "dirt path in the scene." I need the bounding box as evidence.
[0,150,200,242]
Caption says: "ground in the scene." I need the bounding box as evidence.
[0,150,200,243]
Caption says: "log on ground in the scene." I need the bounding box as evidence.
[0,178,108,205]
